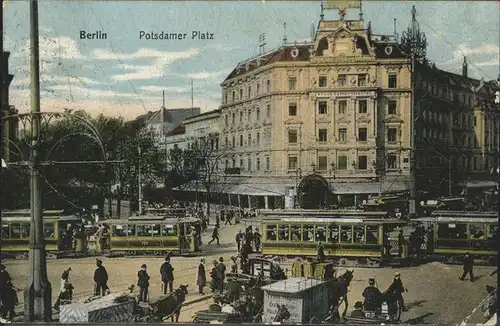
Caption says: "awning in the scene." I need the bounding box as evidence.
[466,180,497,188]
[173,177,294,196]
[330,182,409,194]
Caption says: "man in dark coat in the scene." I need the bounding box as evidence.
[93,259,109,296]
[208,226,220,246]
[253,228,262,252]
[137,264,150,302]
[317,242,325,262]
[387,272,407,311]
[460,252,474,282]
[0,264,17,320]
[397,230,405,257]
[362,278,382,311]
[350,301,365,318]
[236,230,244,252]
[210,260,220,293]
[216,257,226,292]
[160,257,175,294]
[197,259,206,295]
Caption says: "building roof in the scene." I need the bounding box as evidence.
[184,108,222,123]
[165,124,185,136]
[135,107,201,126]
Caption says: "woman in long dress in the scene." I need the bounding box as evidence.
[54,267,73,311]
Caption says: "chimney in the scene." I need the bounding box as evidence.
[462,56,468,78]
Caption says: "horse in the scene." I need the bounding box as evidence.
[150,284,189,322]
[329,269,354,318]
[273,304,291,323]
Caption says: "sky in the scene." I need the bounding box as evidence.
[3,1,499,120]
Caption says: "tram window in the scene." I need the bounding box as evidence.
[163,225,177,236]
[291,225,301,241]
[437,223,467,239]
[278,225,289,241]
[366,226,378,244]
[488,225,498,239]
[266,225,277,241]
[127,224,136,236]
[340,226,353,243]
[303,225,314,242]
[152,224,161,237]
[469,224,485,240]
[112,225,127,237]
[328,225,339,243]
[10,223,22,239]
[353,225,365,243]
[136,225,151,237]
[316,226,327,242]
[1,224,9,238]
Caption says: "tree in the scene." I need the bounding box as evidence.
[187,133,229,216]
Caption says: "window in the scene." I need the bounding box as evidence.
[288,155,298,170]
[358,74,366,86]
[288,130,298,144]
[338,100,347,114]
[256,84,260,95]
[152,224,161,237]
[337,74,346,86]
[288,77,297,90]
[248,86,251,98]
[240,158,244,170]
[136,225,152,237]
[232,91,235,102]
[358,99,367,113]
[319,76,327,87]
[266,104,271,117]
[388,73,397,88]
[256,108,260,120]
[232,136,235,148]
[278,225,289,241]
[232,113,235,124]
[474,116,477,127]
[240,111,243,123]
[340,225,352,243]
[366,226,378,244]
[10,223,29,239]
[247,156,252,171]
[224,93,228,104]
[315,226,326,242]
[358,127,367,141]
[126,224,136,236]
[256,132,260,145]
[112,225,127,237]
[358,155,368,169]
[239,135,243,146]
[291,225,301,241]
[225,137,228,147]
[318,101,328,114]
[488,225,498,240]
[338,128,347,142]
[437,223,467,239]
[266,156,270,170]
[266,80,271,92]
[266,225,277,241]
[247,133,251,146]
[387,154,397,169]
[303,225,314,241]
[318,129,328,142]
[44,223,55,238]
[388,100,397,114]
[163,225,177,236]
[256,157,261,170]
[353,225,365,243]
[225,115,228,125]
[318,156,328,170]
[232,158,236,167]
[288,103,297,116]
[248,109,251,121]
[387,128,397,142]
[469,224,485,239]
[239,89,243,99]
[337,155,347,170]
[328,225,340,243]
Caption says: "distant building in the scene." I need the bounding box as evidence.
[1,51,18,162]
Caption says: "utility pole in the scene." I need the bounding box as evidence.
[408,6,417,216]
[448,158,452,197]
[138,145,143,215]
[24,0,52,321]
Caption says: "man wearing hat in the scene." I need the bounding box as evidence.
[350,301,365,318]
[210,260,220,293]
[460,252,474,282]
[387,272,407,311]
[362,278,382,312]
[160,257,175,294]
[93,259,109,296]
[137,264,150,302]
[216,257,227,292]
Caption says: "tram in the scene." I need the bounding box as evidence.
[1,209,86,259]
[258,209,389,219]
[261,215,406,266]
[411,214,498,264]
[103,214,201,256]
[144,207,187,217]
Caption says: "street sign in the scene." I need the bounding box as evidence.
[324,0,361,9]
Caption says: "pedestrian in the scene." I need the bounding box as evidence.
[397,230,404,257]
[460,252,474,282]
[254,228,262,252]
[93,259,109,296]
[217,257,227,293]
[160,257,174,294]
[54,267,73,311]
[0,264,17,321]
[210,260,220,293]
[387,272,407,311]
[236,230,243,252]
[137,264,150,302]
[230,256,238,274]
[196,258,207,295]
[208,225,220,246]
[317,241,325,262]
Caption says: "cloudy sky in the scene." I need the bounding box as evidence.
[4,1,499,120]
